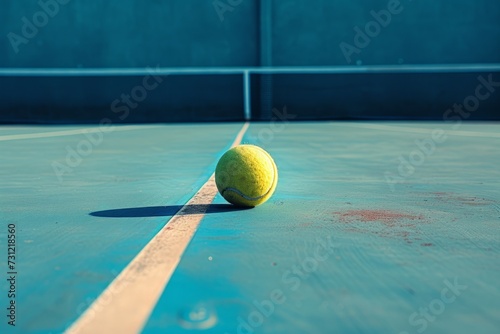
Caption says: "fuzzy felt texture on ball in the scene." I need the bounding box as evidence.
[215,145,278,207]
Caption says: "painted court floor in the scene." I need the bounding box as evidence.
[0,122,499,334]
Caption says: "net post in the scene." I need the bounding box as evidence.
[243,70,251,121]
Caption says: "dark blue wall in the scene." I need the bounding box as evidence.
[2,0,499,68]
[251,71,500,120]
[0,74,244,123]
[1,0,258,67]
[272,0,500,66]
[1,0,499,122]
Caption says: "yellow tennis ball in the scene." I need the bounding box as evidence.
[215,145,278,207]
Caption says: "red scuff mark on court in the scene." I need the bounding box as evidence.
[431,192,494,206]
[333,209,427,245]
[333,209,424,226]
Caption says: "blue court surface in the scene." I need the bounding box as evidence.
[1,122,499,334]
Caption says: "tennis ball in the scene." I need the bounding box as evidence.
[215,145,278,207]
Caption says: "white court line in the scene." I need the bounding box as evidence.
[0,125,165,141]
[65,122,250,334]
[343,123,500,138]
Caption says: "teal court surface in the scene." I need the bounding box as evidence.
[1,122,499,334]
